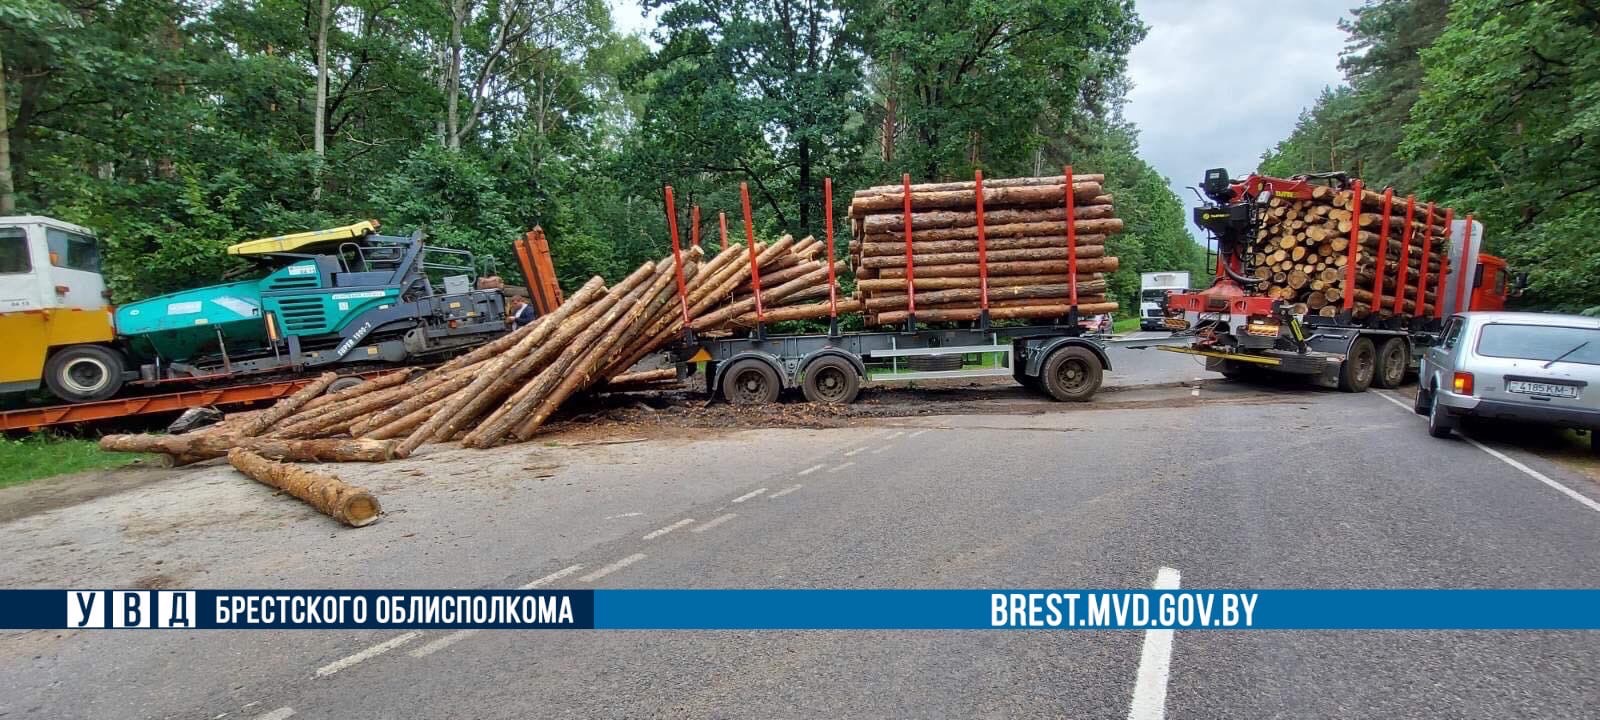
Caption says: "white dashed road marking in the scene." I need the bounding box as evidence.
[844,447,867,457]
[828,462,855,473]
[1375,391,1600,514]
[315,632,421,678]
[604,512,643,520]
[885,430,904,439]
[579,554,647,583]
[252,708,295,720]
[871,444,892,454]
[409,630,479,658]
[797,464,826,476]
[692,513,738,533]
[1127,566,1181,720]
[731,488,767,503]
[519,564,584,589]
[643,518,696,540]
[769,484,803,499]
[909,429,931,438]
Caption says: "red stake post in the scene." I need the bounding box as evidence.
[1435,208,1454,318]
[973,170,991,315]
[1416,202,1435,318]
[1371,189,1395,313]
[1343,180,1363,311]
[901,173,916,323]
[740,183,765,324]
[690,205,701,250]
[1063,165,1080,309]
[663,186,692,328]
[1454,214,1474,314]
[1393,196,1416,317]
[824,177,839,323]
[718,211,729,251]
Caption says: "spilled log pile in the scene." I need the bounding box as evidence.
[847,174,1122,325]
[1246,186,1453,320]
[100,236,839,461]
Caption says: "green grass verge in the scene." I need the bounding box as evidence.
[0,434,144,488]
[1113,316,1141,334]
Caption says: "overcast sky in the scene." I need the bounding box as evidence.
[607,0,1354,241]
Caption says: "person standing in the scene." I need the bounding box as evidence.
[508,296,537,328]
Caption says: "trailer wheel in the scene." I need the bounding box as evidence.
[801,357,860,404]
[326,376,365,395]
[1040,346,1102,402]
[44,345,126,403]
[1374,338,1409,389]
[1338,337,1377,393]
[722,359,782,405]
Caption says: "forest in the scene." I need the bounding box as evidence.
[0,0,1206,315]
[1260,0,1600,313]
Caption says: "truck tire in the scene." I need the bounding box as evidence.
[1040,346,1102,402]
[326,376,365,395]
[1338,337,1377,393]
[801,356,860,404]
[907,354,963,372]
[44,345,126,403]
[721,359,782,405]
[1374,337,1409,389]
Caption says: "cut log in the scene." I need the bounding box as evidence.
[101,434,402,462]
[852,173,1106,197]
[296,369,409,413]
[860,282,1109,311]
[858,244,1107,269]
[849,182,1104,216]
[853,273,1103,293]
[858,203,1117,234]
[872,302,1118,325]
[227,449,381,527]
[236,372,338,437]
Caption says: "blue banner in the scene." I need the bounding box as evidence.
[2,589,1596,630]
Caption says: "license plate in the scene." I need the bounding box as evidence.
[1507,380,1579,398]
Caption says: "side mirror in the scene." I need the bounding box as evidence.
[1512,271,1529,297]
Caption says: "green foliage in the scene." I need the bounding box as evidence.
[0,434,142,487]
[1259,0,1600,311]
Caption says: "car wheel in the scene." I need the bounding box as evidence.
[1040,346,1103,402]
[1338,337,1377,393]
[721,359,781,405]
[1374,338,1409,389]
[1413,384,1432,416]
[44,345,126,403]
[1427,390,1455,439]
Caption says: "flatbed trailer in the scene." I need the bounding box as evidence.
[676,324,1118,405]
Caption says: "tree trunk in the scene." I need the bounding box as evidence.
[101,434,401,462]
[445,0,467,150]
[311,0,332,201]
[238,372,337,437]
[873,256,1120,279]
[859,203,1117,233]
[0,45,14,214]
[872,302,1119,325]
[848,182,1105,216]
[858,245,1108,269]
[228,449,381,527]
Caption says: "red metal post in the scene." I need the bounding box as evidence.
[1416,202,1435,317]
[1392,195,1415,316]
[1342,180,1363,311]
[663,186,692,328]
[690,205,701,249]
[718,211,729,251]
[1454,213,1475,314]
[974,169,990,312]
[1435,208,1454,318]
[1371,188,1395,312]
[901,173,916,319]
[824,177,839,320]
[740,183,765,322]
[1063,165,1079,307]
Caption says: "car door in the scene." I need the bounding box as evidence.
[1424,315,1466,391]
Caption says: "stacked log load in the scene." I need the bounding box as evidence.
[847,174,1122,325]
[1247,186,1452,320]
[101,237,839,460]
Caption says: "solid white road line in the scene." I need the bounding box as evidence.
[692,513,739,533]
[1376,391,1600,514]
[797,464,826,476]
[871,444,893,454]
[252,708,295,720]
[519,564,584,589]
[1127,566,1181,720]
[885,430,905,439]
[731,488,767,503]
[828,461,855,473]
[643,518,696,540]
[579,554,648,583]
[909,429,931,438]
[314,632,421,678]
[769,484,803,499]
[409,629,479,658]
[844,447,867,456]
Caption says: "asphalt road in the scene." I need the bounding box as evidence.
[4,347,1599,719]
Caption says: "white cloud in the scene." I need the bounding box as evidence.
[1125,0,1351,242]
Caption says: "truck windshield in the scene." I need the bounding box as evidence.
[1476,324,1600,366]
[1140,289,1171,302]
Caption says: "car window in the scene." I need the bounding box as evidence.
[0,227,30,274]
[45,227,101,272]
[1476,323,1600,366]
[1441,317,1465,349]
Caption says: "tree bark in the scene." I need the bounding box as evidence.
[856,232,1109,256]
[101,434,401,462]
[873,256,1120,279]
[312,0,333,200]
[0,45,14,214]
[858,245,1107,269]
[872,302,1119,325]
[848,182,1104,216]
[238,372,337,437]
[228,449,381,527]
[860,282,1109,311]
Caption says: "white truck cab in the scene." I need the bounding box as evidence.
[0,216,120,398]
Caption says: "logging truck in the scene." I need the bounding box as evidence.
[1157,169,1522,391]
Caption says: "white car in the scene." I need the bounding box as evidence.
[1415,312,1600,450]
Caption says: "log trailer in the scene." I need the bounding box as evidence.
[0,217,553,431]
[664,177,1124,405]
[1156,168,1520,391]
